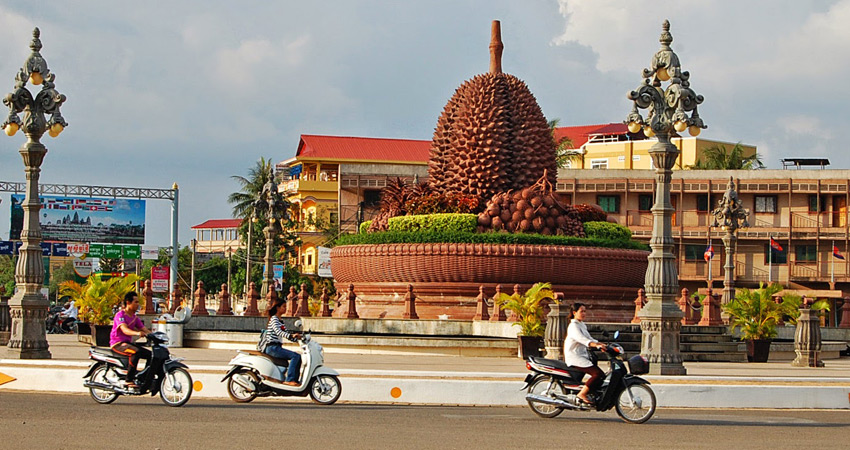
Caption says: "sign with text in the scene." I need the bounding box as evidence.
[151,266,170,292]
[317,246,332,278]
[87,244,104,258]
[141,245,159,260]
[104,244,122,259]
[73,258,93,278]
[122,245,141,259]
[67,242,89,257]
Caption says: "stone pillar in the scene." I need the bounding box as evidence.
[721,232,737,305]
[473,286,490,321]
[217,283,233,315]
[142,280,155,315]
[544,293,570,360]
[191,281,208,316]
[506,284,521,322]
[319,287,332,317]
[285,286,297,317]
[698,288,722,326]
[0,298,10,345]
[342,283,359,319]
[683,293,700,325]
[489,284,506,322]
[631,288,646,324]
[402,284,419,319]
[244,282,261,317]
[295,283,310,317]
[792,307,824,367]
[169,287,182,314]
[838,296,850,328]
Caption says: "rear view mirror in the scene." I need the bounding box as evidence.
[613,330,620,340]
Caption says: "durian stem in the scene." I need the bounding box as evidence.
[489,20,503,74]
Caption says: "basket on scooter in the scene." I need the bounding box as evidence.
[627,354,650,375]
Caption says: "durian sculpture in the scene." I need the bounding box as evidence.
[428,21,557,202]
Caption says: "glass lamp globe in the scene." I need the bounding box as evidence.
[656,67,670,81]
[4,123,19,136]
[29,71,43,85]
[628,121,642,133]
[688,125,701,137]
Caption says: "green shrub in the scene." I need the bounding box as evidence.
[359,220,372,234]
[334,230,649,251]
[584,221,632,241]
[388,213,478,233]
[405,193,480,215]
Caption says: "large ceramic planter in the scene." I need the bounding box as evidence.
[330,243,649,321]
[91,324,112,347]
[746,339,771,362]
[518,335,544,360]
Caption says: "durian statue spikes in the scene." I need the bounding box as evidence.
[427,20,557,203]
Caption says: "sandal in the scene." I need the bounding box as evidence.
[125,382,139,390]
[577,396,595,406]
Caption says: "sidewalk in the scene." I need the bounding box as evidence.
[2,335,849,408]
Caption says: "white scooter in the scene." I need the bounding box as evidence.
[222,324,341,405]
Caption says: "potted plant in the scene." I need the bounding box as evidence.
[722,283,800,362]
[496,282,555,360]
[60,274,140,346]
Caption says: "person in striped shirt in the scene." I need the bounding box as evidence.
[258,300,302,386]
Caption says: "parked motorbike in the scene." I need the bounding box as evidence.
[222,327,341,405]
[82,331,193,407]
[522,331,656,424]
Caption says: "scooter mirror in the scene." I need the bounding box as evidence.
[613,330,620,340]
[294,319,303,329]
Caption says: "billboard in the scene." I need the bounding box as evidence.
[10,195,145,244]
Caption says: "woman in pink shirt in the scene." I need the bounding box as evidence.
[110,291,152,389]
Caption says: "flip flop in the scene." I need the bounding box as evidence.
[577,397,595,406]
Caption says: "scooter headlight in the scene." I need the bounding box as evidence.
[610,343,624,355]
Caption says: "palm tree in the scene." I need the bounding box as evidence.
[548,118,581,169]
[689,142,765,170]
[228,157,275,219]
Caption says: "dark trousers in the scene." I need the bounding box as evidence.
[570,364,605,391]
[112,342,152,383]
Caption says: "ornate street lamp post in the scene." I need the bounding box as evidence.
[711,178,750,304]
[625,20,705,375]
[3,28,68,359]
[255,167,285,301]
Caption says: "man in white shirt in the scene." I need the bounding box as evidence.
[60,300,78,332]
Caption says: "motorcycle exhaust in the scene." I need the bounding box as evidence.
[84,380,132,395]
[525,393,579,410]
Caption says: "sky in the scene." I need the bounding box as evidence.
[0,0,847,247]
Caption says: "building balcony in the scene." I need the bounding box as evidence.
[282,178,338,194]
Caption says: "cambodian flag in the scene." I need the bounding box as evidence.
[770,237,783,252]
[834,245,845,260]
[703,245,714,262]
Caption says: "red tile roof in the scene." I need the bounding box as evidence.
[554,123,630,148]
[296,135,430,163]
[192,219,242,229]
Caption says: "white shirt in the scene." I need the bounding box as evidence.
[564,320,598,368]
[62,301,78,320]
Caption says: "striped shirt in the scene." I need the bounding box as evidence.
[258,316,296,352]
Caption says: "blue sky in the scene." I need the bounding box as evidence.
[1,1,848,246]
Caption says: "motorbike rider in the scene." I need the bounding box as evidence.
[110,291,152,390]
[60,300,78,332]
[258,300,302,386]
[565,303,607,405]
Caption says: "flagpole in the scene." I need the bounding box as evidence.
[832,240,835,286]
[707,238,712,285]
[768,237,772,283]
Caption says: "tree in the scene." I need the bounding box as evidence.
[0,255,15,297]
[548,118,580,169]
[49,260,80,299]
[689,142,765,170]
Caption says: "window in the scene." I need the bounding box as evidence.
[555,193,572,205]
[363,190,381,207]
[638,194,653,212]
[808,195,826,213]
[590,158,608,169]
[754,196,777,213]
[764,244,787,264]
[306,254,313,267]
[795,245,817,263]
[597,195,620,213]
[329,212,339,224]
[696,195,709,212]
[683,244,704,262]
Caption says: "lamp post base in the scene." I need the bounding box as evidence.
[6,292,51,359]
[640,301,686,375]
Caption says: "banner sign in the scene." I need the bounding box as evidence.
[10,194,146,244]
[73,258,93,277]
[67,242,89,257]
[263,264,285,291]
[317,246,332,278]
[104,244,122,259]
[0,241,12,255]
[40,242,51,256]
[151,266,170,292]
[141,245,159,260]
[87,244,104,258]
[123,245,141,259]
[51,243,69,257]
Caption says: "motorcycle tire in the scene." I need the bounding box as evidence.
[88,364,119,405]
[309,375,341,405]
[159,367,193,407]
[526,376,565,418]
[227,369,260,403]
[615,383,657,424]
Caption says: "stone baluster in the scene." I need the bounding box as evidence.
[342,283,359,319]
[265,281,280,313]
[631,288,646,324]
[684,293,701,325]
[839,296,850,328]
[191,281,208,316]
[473,286,490,321]
[792,302,824,367]
[506,284,521,322]
[295,283,310,317]
[142,280,155,315]
[319,287,332,317]
[217,283,233,315]
[677,288,689,324]
[169,287,182,314]
[403,284,419,319]
[544,293,569,360]
[698,288,722,326]
[286,286,297,317]
[0,298,10,345]
[243,282,261,317]
[489,284,506,322]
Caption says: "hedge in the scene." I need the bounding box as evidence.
[334,230,649,251]
[359,220,372,234]
[583,221,632,241]
[388,213,477,233]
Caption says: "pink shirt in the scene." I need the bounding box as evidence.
[110,310,144,347]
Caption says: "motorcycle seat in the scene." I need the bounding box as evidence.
[528,356,586,384]
[241,350,291,367]
[90,347,130,365]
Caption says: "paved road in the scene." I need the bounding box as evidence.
[1,392,847,449]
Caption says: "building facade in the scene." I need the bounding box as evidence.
[191,219,243,255]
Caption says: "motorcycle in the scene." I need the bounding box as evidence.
[82,331,193,407]
[222,326,341,405]
[522,331,657,424]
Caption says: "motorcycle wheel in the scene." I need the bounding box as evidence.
[527,376,565,418]
[615,383,657,424]
[160,367,193,407]
[88,365,119,405]
[309,375,341,405]
[227,369,259,403]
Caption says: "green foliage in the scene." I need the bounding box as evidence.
[722,283,801,340]
[334,230,649,251]
[49,260,82,299]
[60,274,141,325]
[496,282,555,337]
[0,255,16,297]
[404,193,480,215]
[359,220,372,234]
[583,221,632,241]
[388,214,478,233]
[689,142,765,170]
[548,118,580,169]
